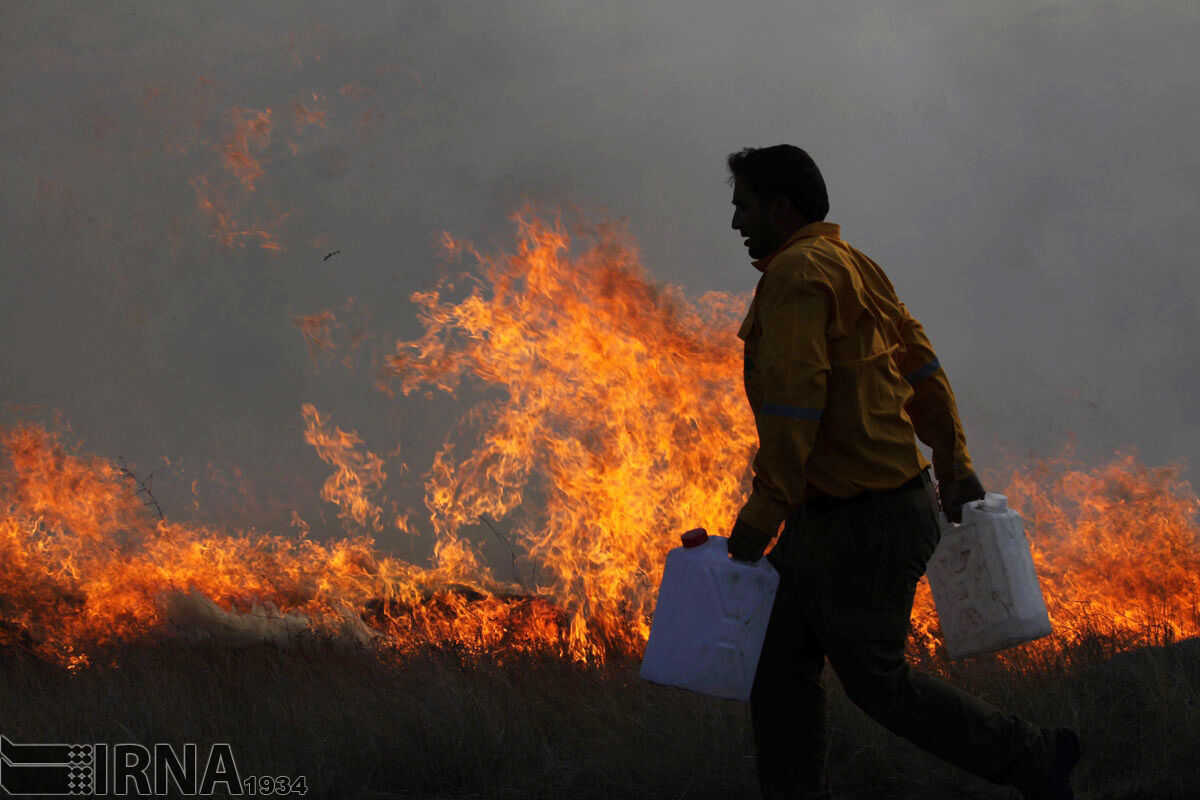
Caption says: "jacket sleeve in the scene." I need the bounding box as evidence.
[896,301,975,482]
[738,272,830,534]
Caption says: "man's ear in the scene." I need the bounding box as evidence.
[770,195,808,230]
[768,195,793,224]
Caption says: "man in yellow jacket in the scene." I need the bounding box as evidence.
[724,145,1079,799]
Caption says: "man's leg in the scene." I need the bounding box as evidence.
[750,518,832,800]
[813,481,1054,792]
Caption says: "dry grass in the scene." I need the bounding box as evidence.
[2,631,1199,800]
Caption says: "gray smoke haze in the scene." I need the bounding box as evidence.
[3,1,1198,558]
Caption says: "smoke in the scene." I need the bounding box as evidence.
[2,0,1198,548]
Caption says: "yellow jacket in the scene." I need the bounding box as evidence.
[737,222,974,534]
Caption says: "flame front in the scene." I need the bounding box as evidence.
[2,211,1198,668]
[383,212,757,655]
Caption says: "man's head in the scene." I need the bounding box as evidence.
[728,145,829,260]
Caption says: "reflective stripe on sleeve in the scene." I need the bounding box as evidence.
[761,403,822,420]
[904,358,941,382]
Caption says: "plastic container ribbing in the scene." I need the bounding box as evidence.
[926,493,1053,659]
[640,529,779,701]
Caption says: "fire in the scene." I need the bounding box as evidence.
[300,404,387,532]
[911,447,1200,660]
[189,174,290,252]
[382,211,757,654]
[222,108,273,191]
[187,102,299,253]
[178,72,389,252]
[2,210,1198,671]
[291,300,374,371]
[291,310,339,365]
[292,92,329,131]
[0,421,545,668]
[189,105,293,252]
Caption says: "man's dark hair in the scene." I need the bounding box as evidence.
[727,145,829,222]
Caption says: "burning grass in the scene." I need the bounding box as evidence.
[5,414,1200,674]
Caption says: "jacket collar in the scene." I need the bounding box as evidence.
[750,221,841,273]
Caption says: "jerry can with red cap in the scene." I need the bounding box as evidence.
[640,528,779,701]
[926,492,1053,659]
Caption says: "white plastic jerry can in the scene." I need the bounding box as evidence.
[926,492,1053,659]
[640,528,780,701]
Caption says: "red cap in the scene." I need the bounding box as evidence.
[681,528,708,548]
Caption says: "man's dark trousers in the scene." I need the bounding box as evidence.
[749,470,1053,798]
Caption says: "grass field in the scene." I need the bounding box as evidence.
[3,625,1199,800]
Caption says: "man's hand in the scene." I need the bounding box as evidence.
[728,518,773,562]
[937,472,986,524]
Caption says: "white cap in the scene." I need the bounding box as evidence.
[981,492,1007,511]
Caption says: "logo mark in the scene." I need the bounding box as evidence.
[0,736,94,796]
[1,735,306,797]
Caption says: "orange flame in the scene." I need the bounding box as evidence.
[2,211,1198,671]
[292,93,329,131]
[383,211,756,654]
[0,422,537,667]
[187,102,299,252]
[301,404,387,532]
[910,448,1200,661]
[221,108,272,191]
[291,310,339,366]
[291,301,373,371]
[188,175,289,252]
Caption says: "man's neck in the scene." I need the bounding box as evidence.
[772,218,809,250]
[769,218,810,252]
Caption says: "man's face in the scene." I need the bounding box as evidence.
[730,176,776,260]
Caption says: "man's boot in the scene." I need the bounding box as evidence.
[1023,727,1080,800]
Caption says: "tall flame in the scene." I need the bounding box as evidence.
[383,212,757,652]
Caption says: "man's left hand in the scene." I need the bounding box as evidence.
[938,472,986,524]
[728,518,773,562]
